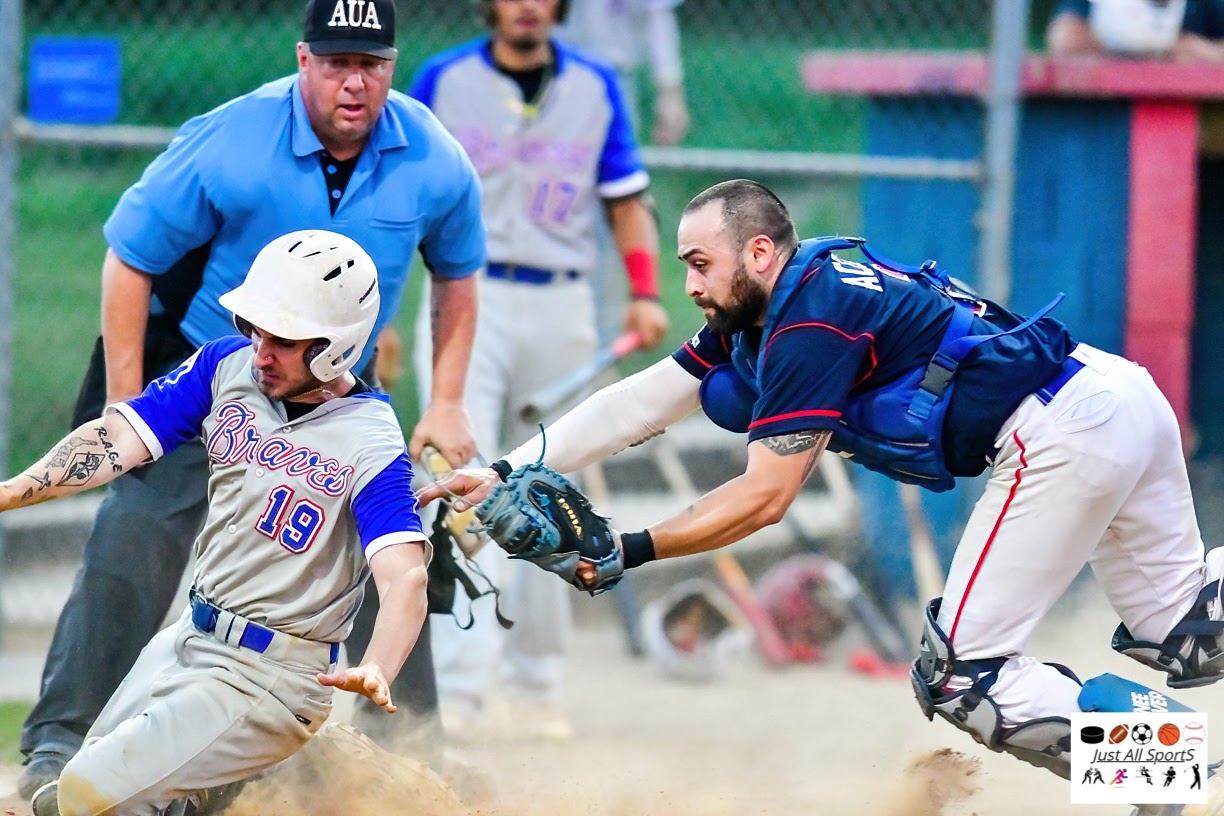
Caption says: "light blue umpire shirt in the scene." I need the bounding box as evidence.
[104,75,487,373]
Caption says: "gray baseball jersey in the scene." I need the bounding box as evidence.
[410,38,648,275]
[111,335,427,642]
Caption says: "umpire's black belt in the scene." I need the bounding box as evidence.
[486,262,584,285]
[189,588,340,663]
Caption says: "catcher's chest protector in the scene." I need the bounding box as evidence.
[711,238,1063,493]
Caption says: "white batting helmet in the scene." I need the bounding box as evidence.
[639,578,752,683]
[219,230,380,382]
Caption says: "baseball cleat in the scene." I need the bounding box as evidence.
[30,780,61,816]
[17,752,66,801]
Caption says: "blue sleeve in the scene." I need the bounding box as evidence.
[351,453,425,551]
[595,67,647,189]
[1053,0,1090,18]
[748,321,871,441]
[419,146,487,279]
[123,336,247,456]
[102,112,222,274]
[671,324,733,379]
[408,58,444,108]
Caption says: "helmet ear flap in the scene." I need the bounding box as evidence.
[304,339,329,371]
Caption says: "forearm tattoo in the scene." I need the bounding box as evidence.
[21,471,52,501]
[47,437,87,468]
[21,426,119,500]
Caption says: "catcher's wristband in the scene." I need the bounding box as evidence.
[490,459,513,482]
[620,530,656,569]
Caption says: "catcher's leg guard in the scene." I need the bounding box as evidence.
[910,599,1077,779]
[1114,549,1224,690]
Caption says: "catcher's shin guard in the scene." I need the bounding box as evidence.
[910,599,1076,779]
[1114,549,1224,689]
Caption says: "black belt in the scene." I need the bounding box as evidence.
[486,262,583,285]
[189,588,339,663]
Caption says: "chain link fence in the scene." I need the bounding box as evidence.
[6,0,1052,471]
[1,1,1052,645]
[15,1,1030,129]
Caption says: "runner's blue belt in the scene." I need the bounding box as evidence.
[189,588,340,663]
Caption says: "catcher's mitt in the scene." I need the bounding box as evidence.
[476,462,623,593]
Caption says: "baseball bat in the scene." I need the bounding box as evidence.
[818,556,912,665]
[712,551,795,666]
[519,331,643,425]
[421,446,484,558]
[900,483,946,603]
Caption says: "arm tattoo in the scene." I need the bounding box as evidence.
[762,430,831,485]
[761,431,825,456]
[47,438,87,468]
[59,452,104,487]
[97,426,124,473]
[22,471,52,500]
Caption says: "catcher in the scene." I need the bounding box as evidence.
[419,179,1224,815]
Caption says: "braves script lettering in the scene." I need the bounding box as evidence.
[454,128,595,175]
[206,402,354,496]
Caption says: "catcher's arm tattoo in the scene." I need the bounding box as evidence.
[760,430,831,485]
[0,414,153,512]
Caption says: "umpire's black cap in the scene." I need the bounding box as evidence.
[304,0,397,60]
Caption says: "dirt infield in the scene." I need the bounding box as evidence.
[1,583,1210,816]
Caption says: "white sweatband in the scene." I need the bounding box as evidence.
[504,357,701,475]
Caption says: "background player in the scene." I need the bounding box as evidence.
[408,0,668,740]
[557,0,690,146]
[17,0,485,798]
[554,0,691,346]
[1046,0,1224,59]
[4,230,430,816]
[423,179,1224,801]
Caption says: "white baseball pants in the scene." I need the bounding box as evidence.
[936,343,1208,723]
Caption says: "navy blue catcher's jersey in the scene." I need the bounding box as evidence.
[672,244,1076,476]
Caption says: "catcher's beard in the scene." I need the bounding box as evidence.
[701,259,769,335]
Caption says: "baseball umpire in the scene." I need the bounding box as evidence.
[17,0,486,799]
[422,179,1224,811]
[4,230,431,816]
